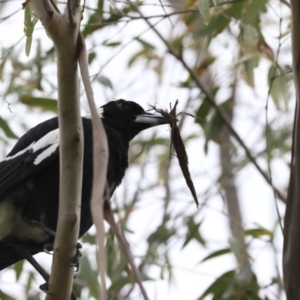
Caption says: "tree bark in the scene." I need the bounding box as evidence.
[283,1,300,299]
[31,1,83,299]
[219,95,247,266]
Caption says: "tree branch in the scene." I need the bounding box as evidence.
[283,1,300,299]
[78,33,109,300]
[31,1,83,299]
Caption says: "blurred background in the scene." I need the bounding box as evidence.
[0,0,292,299]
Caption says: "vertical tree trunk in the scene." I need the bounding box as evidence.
[283,1,300,299]
[219,95,247,265]
[220,84,247,266]
[31,2,83,299]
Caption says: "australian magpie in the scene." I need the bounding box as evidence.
[0,99,167,281]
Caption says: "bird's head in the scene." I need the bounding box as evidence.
[99,99,168,140]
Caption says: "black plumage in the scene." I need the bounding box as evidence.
[0,99,167,272]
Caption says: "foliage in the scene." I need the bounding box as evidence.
[0,0,291,299]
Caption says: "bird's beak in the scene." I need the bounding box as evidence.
[134,112,168,126]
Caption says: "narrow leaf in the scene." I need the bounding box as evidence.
[0,290,15,300]
[14,259,25,281]
[20,95,57,112]
[198,0,210,25]
[0,117,18,139]
[97,75,113,90]
[135,37,155,50]
[200,248,231,263]
[198,270,235,298]
[244,227,273,238]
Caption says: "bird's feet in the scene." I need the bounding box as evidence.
[70,242,82,272]
[43,242,82,271]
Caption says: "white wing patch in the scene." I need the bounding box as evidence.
[4,142,34,161]
[32,128,59,152]
[4,128,60,165]
[34,143,59,165]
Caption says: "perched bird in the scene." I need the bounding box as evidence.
[0,99,167,283]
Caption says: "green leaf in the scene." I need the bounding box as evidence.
[0,290,15,300]
[88,52,96,64]
[21,95,57,112]
[182,218,206,248]
[127,49,149,67]
[109,276,133,291]
[268,65,289,110]
[82,6,132,37]
[0,56,7,81]
[97,0,104,15]
[135,37,155,50]
[243,0,267,24]
[196,99,212,125]
[78,256,99,299]
[196,2,243,39]
[81,232,96,245]
[204,111,223,151]
[26,272,35,294]
[0,117,18,139]
[27,294,41,300]
[24,2,31,24]
[244,227,273,238]
[195,88,219,126]
[82,12,103,37]
[202,98,232,153]
[198,270,235,298]
[25,35,33,57]
[147,224,175,245]
[14,259,25,281]
[243,56,257,87]
[241,25,259,53]
[97,75,113,90]
[200,248,231,263]
[177,77,196,89]
[24,3,38,57]
[103,41,121,47]
[198,0,210,25]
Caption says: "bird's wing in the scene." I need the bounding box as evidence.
[0,117,60,202]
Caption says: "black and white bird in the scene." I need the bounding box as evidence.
[0,99,167,279]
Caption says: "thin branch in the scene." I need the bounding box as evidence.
[78,32,108,300]
[90,17,165,82]
[280,0,291,8]
[104,202,150,300]
[265,16,284,234]
[0,8,22,22]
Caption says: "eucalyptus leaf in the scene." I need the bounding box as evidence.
[0,117,18,139]
[197,0,210,25]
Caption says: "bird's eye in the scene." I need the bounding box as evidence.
[124,106,132,113]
